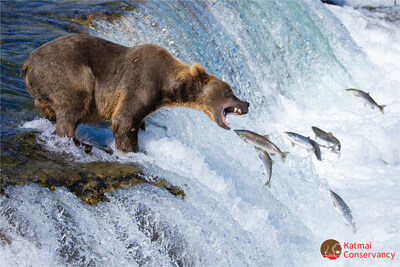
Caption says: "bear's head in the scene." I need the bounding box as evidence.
[185,64,250,130]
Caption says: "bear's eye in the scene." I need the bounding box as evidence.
[224,88,232,96]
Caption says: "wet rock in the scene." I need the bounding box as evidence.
[0,230,12,246]
[56,1,139,29]
[1,131,185,205]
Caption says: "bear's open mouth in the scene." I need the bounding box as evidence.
[221,106,243,129]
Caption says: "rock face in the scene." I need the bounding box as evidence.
[1,131,185,204]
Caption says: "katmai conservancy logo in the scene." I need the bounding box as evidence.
[321,239,342,260]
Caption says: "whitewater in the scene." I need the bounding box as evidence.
[1,0,399,266]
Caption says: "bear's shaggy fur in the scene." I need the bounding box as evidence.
[22,34,249,152]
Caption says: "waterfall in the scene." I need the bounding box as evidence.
[2,0,399,266]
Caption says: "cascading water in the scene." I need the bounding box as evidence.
[1,0,399,266]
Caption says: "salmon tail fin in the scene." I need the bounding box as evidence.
[380,105,386,115]
[332,146,340,155]
[281,152,289,163]
[262,181,272,189]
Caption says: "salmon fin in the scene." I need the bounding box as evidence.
[281,152,289,163]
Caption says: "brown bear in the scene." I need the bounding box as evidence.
[22,34,249,152]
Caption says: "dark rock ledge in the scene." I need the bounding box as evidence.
[1,131,185,205]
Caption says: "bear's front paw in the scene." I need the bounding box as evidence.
[114,135,139,153]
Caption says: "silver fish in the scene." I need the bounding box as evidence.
[330,190,356,233]
[284,132,322,161]
[256,148,273,187]
[346,88,386,114]
[234,130,289,162]
[284,132,314,151]
[311,126,341,155]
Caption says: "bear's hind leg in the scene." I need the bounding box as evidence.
[53,88,93,152]
[55,109,79,138]
[34,99,56,122]
[55,109,93,153]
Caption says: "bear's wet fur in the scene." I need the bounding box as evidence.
[22,34,249,152]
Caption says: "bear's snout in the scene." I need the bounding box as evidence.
[241,101,250,114]
[216,97,250,130]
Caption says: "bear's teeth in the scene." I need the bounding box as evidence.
[233,107,242,115]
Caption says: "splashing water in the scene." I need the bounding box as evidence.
[1,0,399,266]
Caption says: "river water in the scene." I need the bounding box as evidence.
[1,0,399,266]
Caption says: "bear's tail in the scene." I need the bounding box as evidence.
[20,58,32,90]
[21,58,29,77]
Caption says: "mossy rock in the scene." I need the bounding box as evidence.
[1,131,185,204]
[56,1,138,28]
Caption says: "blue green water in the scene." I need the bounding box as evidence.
[1,1,130,135]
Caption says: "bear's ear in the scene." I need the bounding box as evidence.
[189,63,212,84]
[190,63,206,78]
[177,63,210,84]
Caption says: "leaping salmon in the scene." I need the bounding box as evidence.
[346,88,386,114]
[330,190,356,233]
[311,126,341,155]
[234,130,288,163]
[256,148,273,187]
[284,132,322,161]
